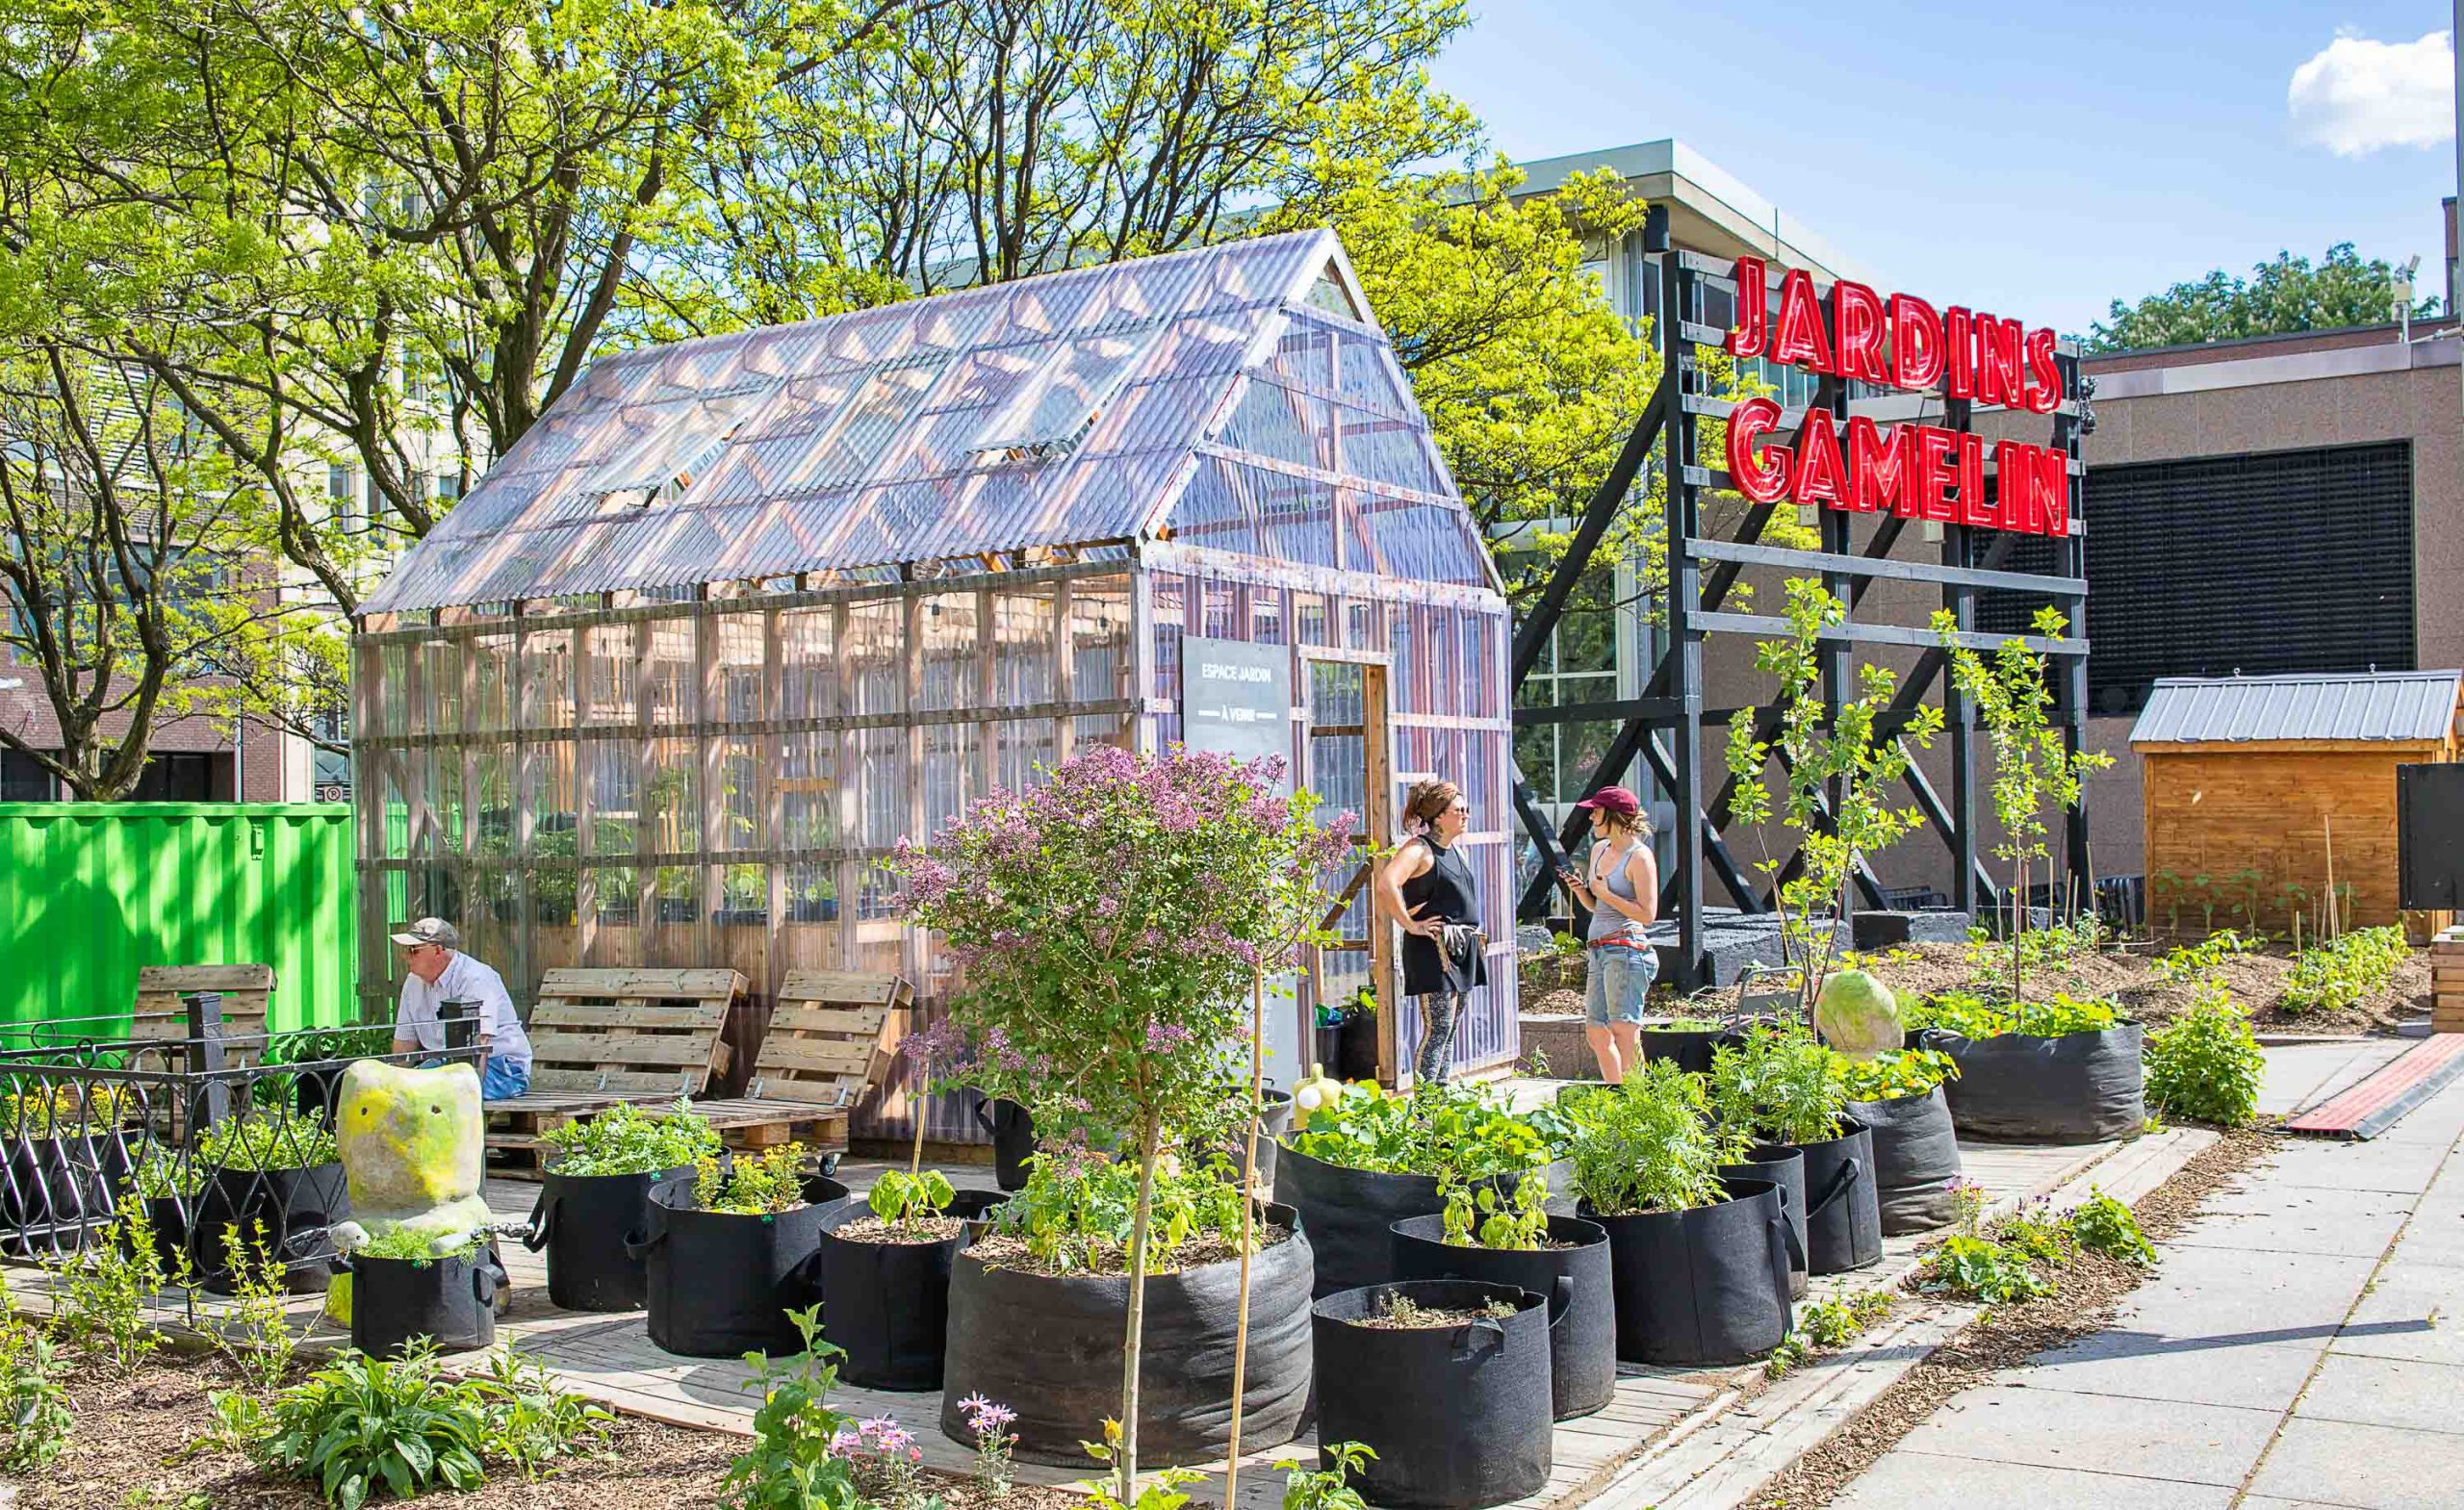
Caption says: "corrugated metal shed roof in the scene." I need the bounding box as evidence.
[2129,671,2464,746]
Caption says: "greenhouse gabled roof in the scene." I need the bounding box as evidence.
[362,228,1490,615]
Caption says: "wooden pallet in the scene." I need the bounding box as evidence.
[482,967,745,1170]
[126,965,275,1067]
[485,1096,852,1180]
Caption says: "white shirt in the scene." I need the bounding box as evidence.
[395,952,531,1069]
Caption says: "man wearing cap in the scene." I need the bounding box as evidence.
[1559,786,1660,1085]
[389,918,534,1100]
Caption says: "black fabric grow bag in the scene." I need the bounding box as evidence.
[349,1247,505,1359]
[1637,1028,1741,1075]
[1390,1213,1613,1420]
[814,1202,972,1391]
[1846,1087,1963,1235]
[525,1164,693,1312]
[1718,1146,1807,1297]
[194,1163,351,1293]
[1759,1120,1881,1276]
[1274,1144,1576,1297]
[1584,1176,1794,1367]
[938,1203,1313,1468]
[1924,1024,2146,1143]
[627,1172,851,1357]
[2,1139,93,1254]
[974,1099,1034,1191]
[1312,1279,1553,1510]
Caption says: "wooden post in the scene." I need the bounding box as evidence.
[1223,966,1266,1510]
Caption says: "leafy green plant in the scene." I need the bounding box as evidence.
[466,1350,613,1479]
[242,1344,491,1509]
[718,1306,861,1510]
[266,1025,396,1065]
[130,1143,209,1200]
[1079,1418,1204,1510]
[2,1082,129,1139]
[996,1153,1252,1275]
[2283,926,2410,1016]
[2066,1191,2156,1266]
[217,1221,300,1390]
[957,1393,1018,1498]
[1906,991,2119,1039]
[0,1309,72,1471]
[1917,1235,2054,1304]
[1287,1081,1554,1181]
[1707,1027,1846,1154]
[1764,1289,1893,1379]
[1730,581,1945,1001]
[196,1105,340,1170]
[44,1205,171,1372]
[695,1145,814,1216]
[1566,1059,1722,1217]
[2151,930,2257,982]
[1440,1169,1553,1251]
[2143,985,2264,1129]
[1278,1440,1374,1510]
[1830,1048,1959,1102]
[351,1226,485,1263]
[1994,1206,2072,1267]
[866,1168,958,1238]
[538,1099,721,1178]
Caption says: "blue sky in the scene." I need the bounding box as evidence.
[1428,2,2460,336]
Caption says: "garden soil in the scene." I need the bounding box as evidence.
[13,1350,1094,1510]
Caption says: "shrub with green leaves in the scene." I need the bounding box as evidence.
[2067,1191,2156,1266]
[44,1206,172,1372]
[1707,1027,1847,1154]
[1831,1048,1959,1103]
[720,1305,862,1510]
[2283,926,2411,1016]
[1566,1059,1722,1217]
[1,1311,72,1472]
[539,1099,721,1178]
[865,1168,957,1238]
[1440,1169,1553,1250]
[1278,1440,1374,1510]
[2143,986,2265,1129]
[1286,1080,1554,1181]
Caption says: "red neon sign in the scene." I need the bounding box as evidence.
[1722,257,2071,537]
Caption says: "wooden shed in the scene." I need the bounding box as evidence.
[2132,670,2464,935]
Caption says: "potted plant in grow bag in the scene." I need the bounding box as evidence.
[1834,1048,1964,1234]
[189,1105,348,1293]
[1311,1282,1553,1510]
[894,745,1350,1501]
[1906,991,2144,1143]
[1708,1028,1880,1275]
[1571,1060,1793,1367]
[346,1226,507,1359]
[1279,1079,1573,1296]
[812,1167,970,1390]
[1636,1016,1739,1075]
[1,1083,132,1254]
[126,1144,208,1275]
[1390,1170,1615,1420]
[941,1149,1313,1468]
[525,1099,721,1311]
[628,1143,849,1358]
[261,1025,395,1122]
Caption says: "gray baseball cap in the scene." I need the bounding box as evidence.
[389,917,461,950]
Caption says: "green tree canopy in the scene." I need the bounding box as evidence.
[2088,243,2442,352]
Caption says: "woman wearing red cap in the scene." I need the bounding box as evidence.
[1563,785,1659,1084]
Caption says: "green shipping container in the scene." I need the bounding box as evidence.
[0,803,356,1041]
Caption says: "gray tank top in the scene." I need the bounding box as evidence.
[1586,843,1645,943]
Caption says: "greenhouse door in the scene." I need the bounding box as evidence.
[1303,655,1400,1086]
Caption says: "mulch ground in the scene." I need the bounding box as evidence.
[1741,1128,2278,1510]
[17,1349,1094,1510]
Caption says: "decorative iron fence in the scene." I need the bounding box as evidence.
[0,993,480,1282]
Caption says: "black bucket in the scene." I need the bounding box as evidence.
[1637,1028,1738,1075]
[1337,1013,1381,1082]
[974,1100,1034,1192]
[1275,1143,1576,1297]
[525,1164,693,1312]
[939,1203,1312,1467]
[194,1163,351,1294]
[1719,1146,1807,1298]
[348,1247,505,1359]
[1584,1176,1795,1367]
[1311,1279,1553,1510]
[1,1138,94,1255]
[1847,1087,1964,1235]
[814,1202,972,1391]
[1763,1120,1882,1275]
[1390,1214,1614,1420]
[626,1172,851,1357]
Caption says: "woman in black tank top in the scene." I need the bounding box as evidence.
[1376,778,1486,1084]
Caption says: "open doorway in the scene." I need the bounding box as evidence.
[1303,654,1399,1084]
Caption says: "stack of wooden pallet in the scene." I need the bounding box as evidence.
[2434,928,2464,1034]
[126,964,276,1066]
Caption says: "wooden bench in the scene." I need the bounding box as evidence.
[126,964,276,1068]
[482,967,746,1176]
[486,969,905,1178]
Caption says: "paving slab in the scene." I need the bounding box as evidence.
[2266,1139,2455,1195]
[1887,1383,2277,1485]
[2247,1415,2464,1510]
[2325,1263,2464,1367]
[2167,1182,2414,1258]
[1828,1447,2238,1510]
[2261,1039,2408,1117]
[2014,1333,2325,1412]
[2095,1244,2379,1340]
[2291,1351,2464,1436]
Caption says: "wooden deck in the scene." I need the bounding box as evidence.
[0,1079,2207,1510]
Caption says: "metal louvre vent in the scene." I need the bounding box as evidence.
[1980,440,2415,714]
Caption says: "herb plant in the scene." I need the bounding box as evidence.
[865,1168,957,1237]
[2143,985,2264,1129]
[995,1153,1252,1274]
[43,1206,171,1371]
[0,1311,71,1471]
[1831,1048,1959,1103]
[1285,1081,1553,1181]
[720,1306,861,1510]
[1440,1169,1553,1250]
[695,1145,812,1216]
[1278,1440,1374,1510]
[2283,926,2410,1016]
[242,1344,491,1509]
[1566,1060,1722,1217]
[539,1099,721,1177]
[196,1105,340,1169]
[1907,990,2119,1039]
[2066,1191,2155,1266]
[218,1221,302,1390]
[1764,1289,1891,1380]
[352,1226,486,1263]
[1917,1235,2054,1304]
[130,1143,209,1199]
[1707,1028,1846,1153]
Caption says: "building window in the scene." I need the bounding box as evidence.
[1,749,56,801]
[1508,555,1630,808]
[1979,440,2416,714]
[328,465,364,535]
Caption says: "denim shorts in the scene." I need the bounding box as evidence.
[1585,938,1657,1026]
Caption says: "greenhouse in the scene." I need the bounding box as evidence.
[349,229,1519,1137]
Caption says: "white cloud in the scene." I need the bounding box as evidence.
[2288,29,2454,156]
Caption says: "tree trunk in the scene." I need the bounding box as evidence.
[1116,1108,1163,1505]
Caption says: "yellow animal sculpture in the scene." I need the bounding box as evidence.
[323,1060,498,1323]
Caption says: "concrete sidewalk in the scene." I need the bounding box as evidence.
[1832,1041,2464,1510]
